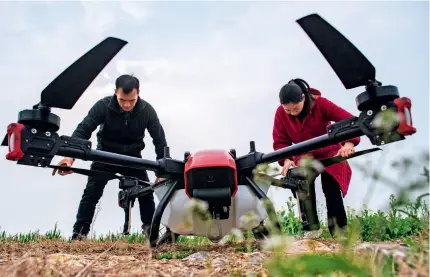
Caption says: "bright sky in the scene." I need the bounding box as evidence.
[0,1,428,238]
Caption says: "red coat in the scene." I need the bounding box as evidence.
[272,88,360,197]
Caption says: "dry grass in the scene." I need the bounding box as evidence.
[0,239,272,277]
[0,236,427,277]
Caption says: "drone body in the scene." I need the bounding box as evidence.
[142,148,271,243]
[155,175,269,242]
[1,13,417,247]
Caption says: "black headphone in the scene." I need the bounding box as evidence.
[288,78,310,96]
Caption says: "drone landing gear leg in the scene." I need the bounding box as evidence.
[122,200,133,235]
[148,180,179,248]
[291,181,321,235]
[291,189,308,230]
[244,176,282,238]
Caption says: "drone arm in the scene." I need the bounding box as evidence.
[319,97,360,146]
[262,132,343,166]
[4,124,163,173]
[59,145,161,172]
[5,122,188,179]
[237,97,414,173]
[258,98,410,167]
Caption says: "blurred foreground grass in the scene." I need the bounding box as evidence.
[0,192,427,245]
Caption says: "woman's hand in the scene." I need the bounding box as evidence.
[337,142,355,158]
[281,159,296,176]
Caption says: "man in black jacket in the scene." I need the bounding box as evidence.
[53,74,168,240]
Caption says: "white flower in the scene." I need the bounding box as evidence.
[239,211,260,230]
[220,228,245,244]
[261,235,294,251]
[230,228,245,242]
[187,198,209,213]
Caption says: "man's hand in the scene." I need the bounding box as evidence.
[52,157,74,176]
[336,142,355,158]
[281,159,296,176]
[155,177,165,183]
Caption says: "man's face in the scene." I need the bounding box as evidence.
[115,88,138,112]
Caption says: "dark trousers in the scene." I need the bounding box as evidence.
[72,161,155,237]
[301,171,347,237]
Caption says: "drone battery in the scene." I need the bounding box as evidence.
[186,166,235,198]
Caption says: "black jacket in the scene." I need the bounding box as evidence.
[71,94,167,161]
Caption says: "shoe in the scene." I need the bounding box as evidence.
[142,224,151,238]
[331,226,347,240]
[71,233,87,241]
[303,228,323,239]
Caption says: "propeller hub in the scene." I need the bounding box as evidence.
[355,85,400,111]
[17,109,60,132]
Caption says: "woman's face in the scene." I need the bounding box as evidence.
[282,94,305,116]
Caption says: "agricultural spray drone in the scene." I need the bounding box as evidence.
[2,14,416,247]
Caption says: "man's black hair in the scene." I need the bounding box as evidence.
[115,74,140,94]
[279,78,310,105]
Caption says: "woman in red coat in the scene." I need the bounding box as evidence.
[272,78,360,238]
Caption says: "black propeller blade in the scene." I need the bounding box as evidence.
[48,165,120,180]
[1,135,7,147]
[1,37,127,148]
[48,165,152,186]
[39,37,127,109]
[296,13,376,89]
[263,147,382,180]
[318,147,381,168]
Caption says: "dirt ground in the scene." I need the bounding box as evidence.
[0,238,340,277]
[0,240,268,277]
[0,238,425,277]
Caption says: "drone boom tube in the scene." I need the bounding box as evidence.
[259,124,363,165]
[59,147,161,172]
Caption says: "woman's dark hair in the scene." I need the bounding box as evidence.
[279,78,310,104]
[116,74,140,94]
